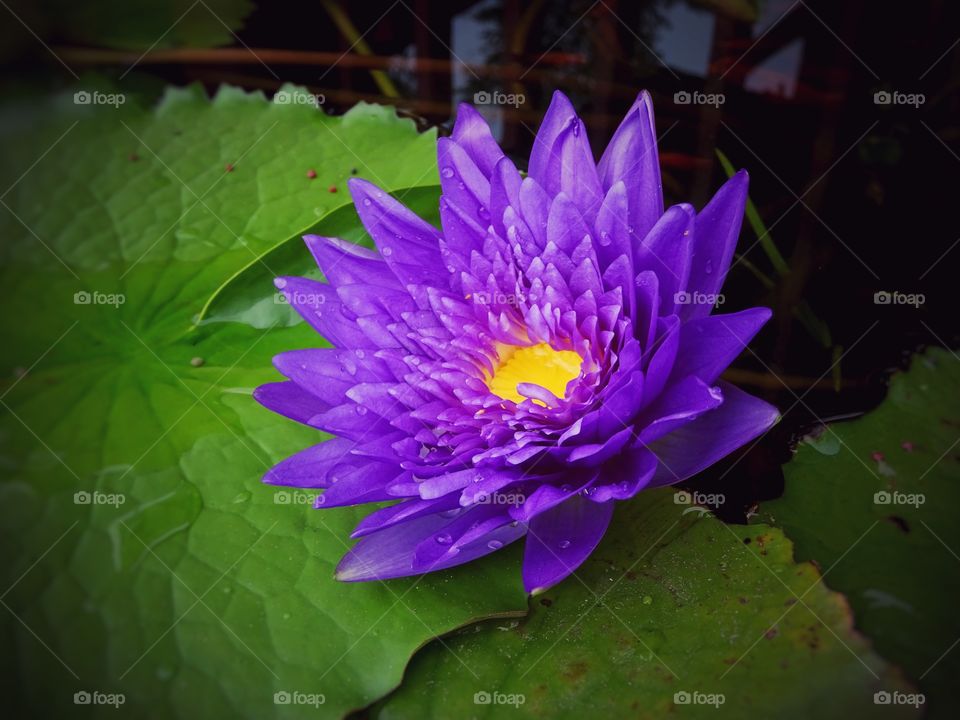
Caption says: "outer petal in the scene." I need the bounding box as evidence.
[597,91,663,241]
[682,170,748,321]
[670,307,772,384]
[528,90,578,185]
[335,511,526,581]
[523,494,614,594]
[451,102,505,176]
[646,381,779,486]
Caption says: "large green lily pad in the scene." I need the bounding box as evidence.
[375,489,917,719]
[757,347,960,718]
[0,85,529,718]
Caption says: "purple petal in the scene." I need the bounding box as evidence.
[522,495,614,594]
[682,170,748,321]
[597,91,663,241]
[670,307,772,384]
[646,381,779,486]
[451,103,505,176]
[336,511,525,582]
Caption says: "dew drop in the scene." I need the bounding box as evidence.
[560,484,573,493]
[487,539,503,550]
[478,206,490,221]
[439,508,460,518]
[362,197,372,207]
[558,539,571,549]
[355,349,365,358]
[441,167,455,179]
[705,259,713,274]
[382,247,393,257]
[435,532,453,545]
[355,406,368,415]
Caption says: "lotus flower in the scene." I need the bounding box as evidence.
[255,90,779,593]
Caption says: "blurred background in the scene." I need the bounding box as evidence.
[1,0,958,513]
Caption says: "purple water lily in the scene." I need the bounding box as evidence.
[255,90,779,594]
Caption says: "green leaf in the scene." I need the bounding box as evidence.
[0,86,528,718]
[756,347,960,718]
[376,489,918,719]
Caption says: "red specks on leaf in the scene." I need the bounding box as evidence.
[306,169,317,179]
[901,441,915,452]
[225,163,235,173]
[328,185,338,193]
[871,451,885,462]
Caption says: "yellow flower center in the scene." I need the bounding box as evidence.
[487,343,583,405]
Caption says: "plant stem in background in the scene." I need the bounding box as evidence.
[320,0,400,98]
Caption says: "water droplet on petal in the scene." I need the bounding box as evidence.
[356,406,368,415]
[558,539,571,549]
[435,532,453,545]
[705,259,713,274]
[478,206,490,221]
[487,539,503,550]
[382,246,393,257]
[362,197,372,207]
[441,167,455,179]
[355,349,365,359]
